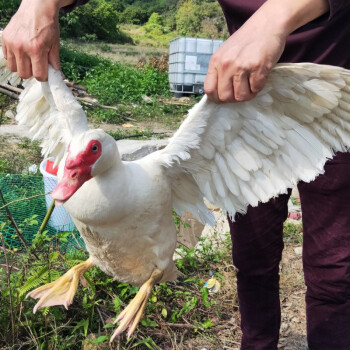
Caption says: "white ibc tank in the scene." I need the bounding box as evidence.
[168,37,223,95]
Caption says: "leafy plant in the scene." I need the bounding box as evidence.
[283,221,303,244]
[82,62,170,104]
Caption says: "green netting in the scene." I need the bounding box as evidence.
[0,173,85,251]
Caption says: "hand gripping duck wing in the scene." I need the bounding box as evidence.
[158,63,350,221]
[0,53,175,340]
[2,51,350,341]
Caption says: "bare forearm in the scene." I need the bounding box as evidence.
[205,0,330,103]
[251,0,330,38]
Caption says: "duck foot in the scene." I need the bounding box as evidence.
[110,268,164,342]
[27,257,94,313]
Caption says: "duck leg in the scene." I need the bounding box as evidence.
[27,257,94,313]
[110,268,164,342]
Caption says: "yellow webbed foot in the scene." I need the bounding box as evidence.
[110,268,163,342]
[27,257,94,313]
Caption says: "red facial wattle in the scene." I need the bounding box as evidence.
[52,140,102,205]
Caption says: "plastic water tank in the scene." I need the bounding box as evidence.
[40,158,75,231]
[168,37,223,96]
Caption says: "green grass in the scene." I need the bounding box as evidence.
[81,63,170,105]
[0,137,42,174]
[61,44,170,104]
[0,216,235,349]
[60,45,192,127]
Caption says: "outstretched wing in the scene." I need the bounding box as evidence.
[0,52,88,165]
[158,63,350,224]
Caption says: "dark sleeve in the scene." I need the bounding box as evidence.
[60,0,90,13]
[328,0,350,19]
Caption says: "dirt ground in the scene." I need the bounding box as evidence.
[279,244,307,350]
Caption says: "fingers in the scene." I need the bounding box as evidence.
[2,42,8,60]
[205,65,260,103]
[249,69,269,94]
[17,53,33,79]
[205,49,262,103]
[6,50,17,73]
[2,0,61,81]
[204,65,219,102]
[48,40,61,71]
[3,44,60,82]
[32,52,49,81]
[233,72,255,102]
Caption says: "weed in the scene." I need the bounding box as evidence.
[0,137,42,175]
[82,62,170,104]
[283,221,303,244]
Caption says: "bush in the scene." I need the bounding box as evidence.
[60,46,108,81]
[143,13,164,35]
[176,0,201,37]
[59,0,133,44]
[120,6,148,25]
[60,46,170,112]
[82,63,169,104]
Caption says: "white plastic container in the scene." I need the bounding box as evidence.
[168,37,223,95]
[40,158,75,231]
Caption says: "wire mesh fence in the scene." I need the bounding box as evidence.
[0,173,85,251]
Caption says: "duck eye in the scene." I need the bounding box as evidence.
[91,144,99,153]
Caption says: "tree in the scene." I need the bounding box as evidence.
[143,13,163,35]
[59,0,132,43]
[176,0,201,36]
[121,6,148,24]
[176,0,227,38]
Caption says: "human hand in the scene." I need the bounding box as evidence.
[2,0,72,81]
[204,14,286,103]
[205,0,330,103]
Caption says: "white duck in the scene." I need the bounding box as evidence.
[1,52,350,341]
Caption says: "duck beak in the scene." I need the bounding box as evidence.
[51,166,92,206]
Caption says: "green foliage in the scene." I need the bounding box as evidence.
[176,0,201,37]
[60,45,108,81]
[0,159,13,173]
[121,6,149,24]
[59,0,133,43]
[143,13,164,36]
[0,208,230,348]
[0,0,21,27]
[0,138,41,174]
[82,62,169,104]
[0,0,227,45]
[91,1,122,41]
[283,221,303,244]
[60,46,170,104]
[176,0,227,38]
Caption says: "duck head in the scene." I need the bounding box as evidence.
[52,129,118,205]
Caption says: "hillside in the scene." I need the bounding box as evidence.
[0,0,228,46]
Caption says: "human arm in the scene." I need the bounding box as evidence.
[1,0,76,81]
[204,0,330,103]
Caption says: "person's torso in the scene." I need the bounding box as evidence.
[218,0,350,68]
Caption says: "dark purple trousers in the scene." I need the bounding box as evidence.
[229,152,350,350]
